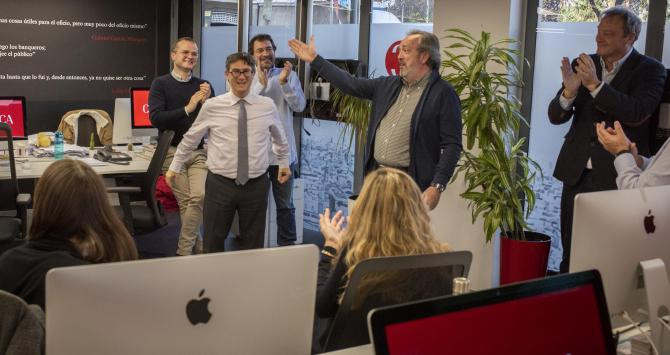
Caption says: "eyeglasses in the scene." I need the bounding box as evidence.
[174,50,199,57]
[229,69,253,77]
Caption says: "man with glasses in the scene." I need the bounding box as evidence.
[249,33,306,246]
[149,37,214,256]
[166,52,291,252]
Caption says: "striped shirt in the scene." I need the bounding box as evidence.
[374,73,430,167]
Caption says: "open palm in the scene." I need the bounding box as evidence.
[288,35,317,63]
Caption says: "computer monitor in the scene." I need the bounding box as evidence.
[113,96,157,145]
[368,270,616,355]
[0,96,27,139]
[571,185,670,327]
[130,87,152,128]
[46,245,319,355]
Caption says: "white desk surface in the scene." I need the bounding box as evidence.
[321,344,373,355]
[0,149,152,180]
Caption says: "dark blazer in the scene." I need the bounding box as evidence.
[311,56,462,191]
[548,49,666,188]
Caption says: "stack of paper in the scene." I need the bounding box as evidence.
[136,144,156,160]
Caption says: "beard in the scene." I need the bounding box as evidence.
[259,56,274,70]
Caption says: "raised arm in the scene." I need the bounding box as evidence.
[281,64,307,112]
[288,36,377,100]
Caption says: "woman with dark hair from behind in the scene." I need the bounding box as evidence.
[0,159,138,309]
[316,167,450,318]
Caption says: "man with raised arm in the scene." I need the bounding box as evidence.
[289,30,462,210]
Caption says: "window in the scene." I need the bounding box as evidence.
[368,0,434,77]
[311,0,360,59]
[202,0,240,94]
[248,0,297,58]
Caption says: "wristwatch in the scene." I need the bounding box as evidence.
[430,182,446,193]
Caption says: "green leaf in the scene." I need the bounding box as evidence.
[441,28,543,242]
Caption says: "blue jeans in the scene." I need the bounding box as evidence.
[268,164,296,246]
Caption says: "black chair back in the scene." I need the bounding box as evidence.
[0,123,18,195]
[75,114,102,147]
[141,130,174,227]
[322,250,473,352]
[0,122,30,239]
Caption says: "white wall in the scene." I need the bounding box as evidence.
[431,0,525,290]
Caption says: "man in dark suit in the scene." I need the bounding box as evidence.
[289,30,462,210]
[548,6,666,273]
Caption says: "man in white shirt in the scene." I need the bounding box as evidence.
[596,120,670,189]
[166,52,291,251]
[249,34,306,246]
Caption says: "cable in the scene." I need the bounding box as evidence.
[622,310,659,355]
[660,316,670,336]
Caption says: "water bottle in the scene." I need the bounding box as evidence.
[54,131,64,160]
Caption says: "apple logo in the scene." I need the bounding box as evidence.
[186,289,212,325]
[644,210,656,234]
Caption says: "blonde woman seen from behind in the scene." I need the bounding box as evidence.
[315,167,449,318]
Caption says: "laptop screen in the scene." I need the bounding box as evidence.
[369,270,616,355]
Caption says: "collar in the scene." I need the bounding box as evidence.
[227,91,256,105]
[600,47,634,73]
[171,69,192,82]
[401,70,436,87]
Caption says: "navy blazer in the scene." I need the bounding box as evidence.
[311,56,462,191]
[548,49,666,188]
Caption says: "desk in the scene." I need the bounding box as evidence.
[321,344,372,355]
[0,151,152,180]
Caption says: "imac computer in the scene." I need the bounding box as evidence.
[368,270,616,355]
[112,88,157,145]
[571,185,670,332]
[0,96,27,139]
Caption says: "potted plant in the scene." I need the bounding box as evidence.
[441,28,550,284]
[330,86,372,151]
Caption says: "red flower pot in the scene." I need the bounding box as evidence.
[500,231,551,285]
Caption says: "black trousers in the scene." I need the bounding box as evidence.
[203,171,269,252]
[559,169,600,273]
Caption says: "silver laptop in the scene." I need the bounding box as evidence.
[570,185,670,327]
[46,245,319,355]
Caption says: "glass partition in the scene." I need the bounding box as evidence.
[202,0,240,94]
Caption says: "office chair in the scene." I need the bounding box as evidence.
[0,123,31,245]
[107,130,174,235]
[0,290,45,354]
[57,109,113,147]
[320,250,473,353]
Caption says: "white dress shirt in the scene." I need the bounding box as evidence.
[169,91,289,179]
[251,67,306,165]
[614,137,670,189]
